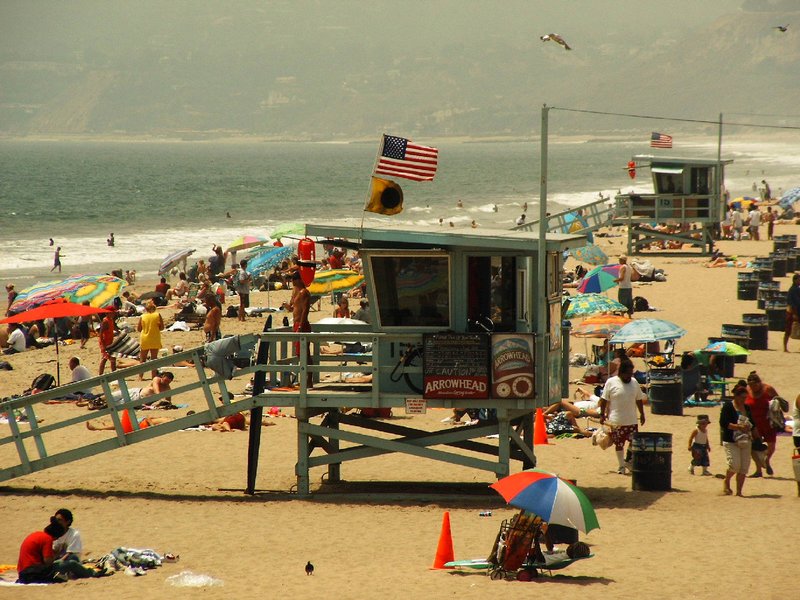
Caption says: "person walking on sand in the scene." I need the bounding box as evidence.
[784,273,800,352]
[745,372,780,477]
[688,415,712,475]
[614,255,634,316]
[97,308,117,375]
[747,205,761,241]
[599,359,646,474]
[764,206,776,240]
[234,259,252,322]
[720,384,756,496]
[137,300,164,380]
[50,247,63,272]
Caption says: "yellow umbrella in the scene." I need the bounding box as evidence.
[307,269,364,295]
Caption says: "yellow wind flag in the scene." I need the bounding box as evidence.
[365,176,403,215]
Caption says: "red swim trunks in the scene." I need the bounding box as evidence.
[293,321,311,357]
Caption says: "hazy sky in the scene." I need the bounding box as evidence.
[1,1,796,137]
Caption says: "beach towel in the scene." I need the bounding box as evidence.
[106,333,140,358]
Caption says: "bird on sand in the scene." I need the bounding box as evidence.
[540,33,571,50]
[305,561,314,575]
[774,25,789,32]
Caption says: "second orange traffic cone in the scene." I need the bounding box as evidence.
[431,511,455,569]
[533,407,549,445]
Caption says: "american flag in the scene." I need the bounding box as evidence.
[650,132,673,149]
[374,134,438,182]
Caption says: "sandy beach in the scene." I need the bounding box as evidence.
[1,225,798,599]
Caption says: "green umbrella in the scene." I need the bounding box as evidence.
[270,222,305,240]
[698,341,749,356]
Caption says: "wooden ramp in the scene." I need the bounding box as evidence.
[1,328,538,496]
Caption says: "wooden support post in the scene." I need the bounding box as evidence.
[246,316,271,495]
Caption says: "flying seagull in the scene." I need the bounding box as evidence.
[540,33,571,50]
[774,25,789,32]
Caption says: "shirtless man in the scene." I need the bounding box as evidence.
[203,294,222,343]
[283,270,313,388]
[86,373,175,430]
[97,309,117,374]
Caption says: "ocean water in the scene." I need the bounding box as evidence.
[1,136,797,283]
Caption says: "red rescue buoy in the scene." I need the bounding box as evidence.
[297,237,316,287]
[627,161,636,180]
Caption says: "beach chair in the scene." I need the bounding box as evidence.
[486,510,544,580]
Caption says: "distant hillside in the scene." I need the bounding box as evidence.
[1,3,798,139]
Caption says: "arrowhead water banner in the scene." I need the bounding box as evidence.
[422,333,489,400]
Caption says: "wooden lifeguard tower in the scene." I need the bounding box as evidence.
[614,155,733,256]
[0,220,584,497]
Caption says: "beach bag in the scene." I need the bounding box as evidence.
[31,373,56,392]
[768,397,787,432]
[225,305,238,318]
[734,431,751,448]
[633,296,649,312]
[592,427,612,450]
[791,321,800,340]
[793,450,800,483]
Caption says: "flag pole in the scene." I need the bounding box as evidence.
[360,134,386,232]
[537,104,549,406]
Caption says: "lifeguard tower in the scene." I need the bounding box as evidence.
[614,155,732,256]
[0,220,584,497]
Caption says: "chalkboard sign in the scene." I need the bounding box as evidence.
[423,333,489,400]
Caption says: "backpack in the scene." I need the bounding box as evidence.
[633,296,650,312]
[31,373,56,392]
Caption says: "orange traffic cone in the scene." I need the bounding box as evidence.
[533,407,549,445]
[431,511,455,569]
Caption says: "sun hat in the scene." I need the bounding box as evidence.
[173,345,184,353]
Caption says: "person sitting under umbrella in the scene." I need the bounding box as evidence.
[2,322,27,354]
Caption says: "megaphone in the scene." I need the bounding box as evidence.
[365,177,403,215]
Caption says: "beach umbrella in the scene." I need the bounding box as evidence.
[779,187,800,210]
[316,317,368,326]
[490,469,600,534]
[568,243,608,267]
[571,314,631,338]
[307,269,364,296]
[577,264,621,294]
[159,248,196,276]
[610,318,687,344]
[0,299,113,386]
[731,197,757,211]
[245,245,293,277]
[226,235,270,254]
[698,341,749,356]
[270,222,305,240]
[563,211,593,243]
[9,274,127,313]
[564,293,627,319]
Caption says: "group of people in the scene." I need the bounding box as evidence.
[721,203,776,241]
[16,508,110,584]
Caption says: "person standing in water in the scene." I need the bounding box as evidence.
[51,247,63,273]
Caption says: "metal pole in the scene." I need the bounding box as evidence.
[537,105,549,405]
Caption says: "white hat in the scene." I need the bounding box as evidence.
[173,345,184,352]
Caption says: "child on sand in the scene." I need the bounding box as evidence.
[688,414,712,475]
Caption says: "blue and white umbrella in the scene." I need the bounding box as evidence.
[159,248,196,276]
[610,318,687,344]
[245,245,293,277]
[779,187,800,210]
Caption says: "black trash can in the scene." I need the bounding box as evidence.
[742,313,768,350]
[737,279,759,301]
[631,432,673,491]
[757,282,780,309]
[648,368,683,416]
[770,253,787,278]
[765,300,787,331]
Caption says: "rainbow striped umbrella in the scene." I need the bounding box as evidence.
[9,274,127,313]
[307,269,364,295]
[490,469,599,534]
[577,264,621,294]
[571,314,632,338]
[226,234,270,254]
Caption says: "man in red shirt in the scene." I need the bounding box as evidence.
[18,518,109,583]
